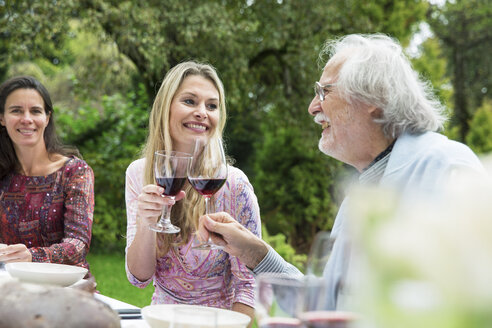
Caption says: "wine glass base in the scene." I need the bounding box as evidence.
[192,242,223,251]
[149,224,181,234]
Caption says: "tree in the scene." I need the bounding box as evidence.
[428,0,492,141]
[411,36,452,107]
[253,107,342,252]
[57,86,150,251]
[466,98,492,155]
[0,0,74,81]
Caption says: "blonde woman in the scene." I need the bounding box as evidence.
[125,61,260,320]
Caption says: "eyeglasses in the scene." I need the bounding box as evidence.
[314,81,336,102]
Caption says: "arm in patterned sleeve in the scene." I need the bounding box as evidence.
[228,168,262,308]
[124,159,153,288]
[29,159,94,268]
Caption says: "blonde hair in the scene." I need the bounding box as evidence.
[141,61,227,256]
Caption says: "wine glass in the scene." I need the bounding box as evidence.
[188,138,228,250]
[149,150,191,233]
[298,310,357,328]
[305,231,335,277]
[255,274,305,328]
[300,232,357,327]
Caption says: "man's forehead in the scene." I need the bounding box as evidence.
[321,54,345,82]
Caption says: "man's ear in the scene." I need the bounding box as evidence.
[368,106,383,119]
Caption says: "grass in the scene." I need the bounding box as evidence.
[87,252,154,308]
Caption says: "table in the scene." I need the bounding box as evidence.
[94,294,150,328]
[95,294,140,311]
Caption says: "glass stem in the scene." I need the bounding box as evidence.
[204,196,213,243]
[204,196,211,215]
[158,196,174,227]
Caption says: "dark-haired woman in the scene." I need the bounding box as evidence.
[0,76,94,274]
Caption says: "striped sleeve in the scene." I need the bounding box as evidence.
[253,246,303,277]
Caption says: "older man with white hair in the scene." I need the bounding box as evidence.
[199,33,485,310]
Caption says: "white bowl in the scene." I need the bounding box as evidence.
[5,262,88,287]
[142,304,251,328]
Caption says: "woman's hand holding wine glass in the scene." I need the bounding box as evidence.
[149,150,192,233]
[188,137,228,250]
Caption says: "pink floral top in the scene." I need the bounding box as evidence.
[125,159,261,309]
[0,157,94,268]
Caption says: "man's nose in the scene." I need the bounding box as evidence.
[308,96,321,116]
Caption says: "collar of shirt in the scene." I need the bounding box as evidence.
[359,139,396,185]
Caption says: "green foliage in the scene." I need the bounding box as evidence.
[57,85,150,251]
[428,0,492,140]
[466,99,492,155]
[4,17,137,112]
[253,107,342,253]
[328,0,427,45]
[262,224,307,272]
[411,37,452,107]
[0,0,74,80]
[66,20,137,106]
[443,122,461,142]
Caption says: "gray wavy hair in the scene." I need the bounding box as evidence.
[320,34,447,138]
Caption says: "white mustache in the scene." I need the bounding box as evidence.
[314,114,329,125]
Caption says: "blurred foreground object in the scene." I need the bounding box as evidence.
[348,156,492,327]
[0,280,119,328]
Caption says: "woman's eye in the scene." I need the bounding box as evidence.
[207,103,218,111]
[184,99,195,105]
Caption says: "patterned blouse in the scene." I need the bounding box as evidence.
[0,157,94,269]
[125,159,261,309]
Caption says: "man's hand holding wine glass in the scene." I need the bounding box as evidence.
[198,212,269,270]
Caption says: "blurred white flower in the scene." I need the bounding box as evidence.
[348,155,492,327]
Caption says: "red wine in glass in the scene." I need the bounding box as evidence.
[259,318,303,328]
[156,177,187,196]
[188,138,228,250]
[150,151,191,234]
[188,178,226,196]
[300,311,357,328]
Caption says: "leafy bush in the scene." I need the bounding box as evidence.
[253,107,342,254]
[57,85,149,252]
[466,98,492,155]
[262,224,307,271]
